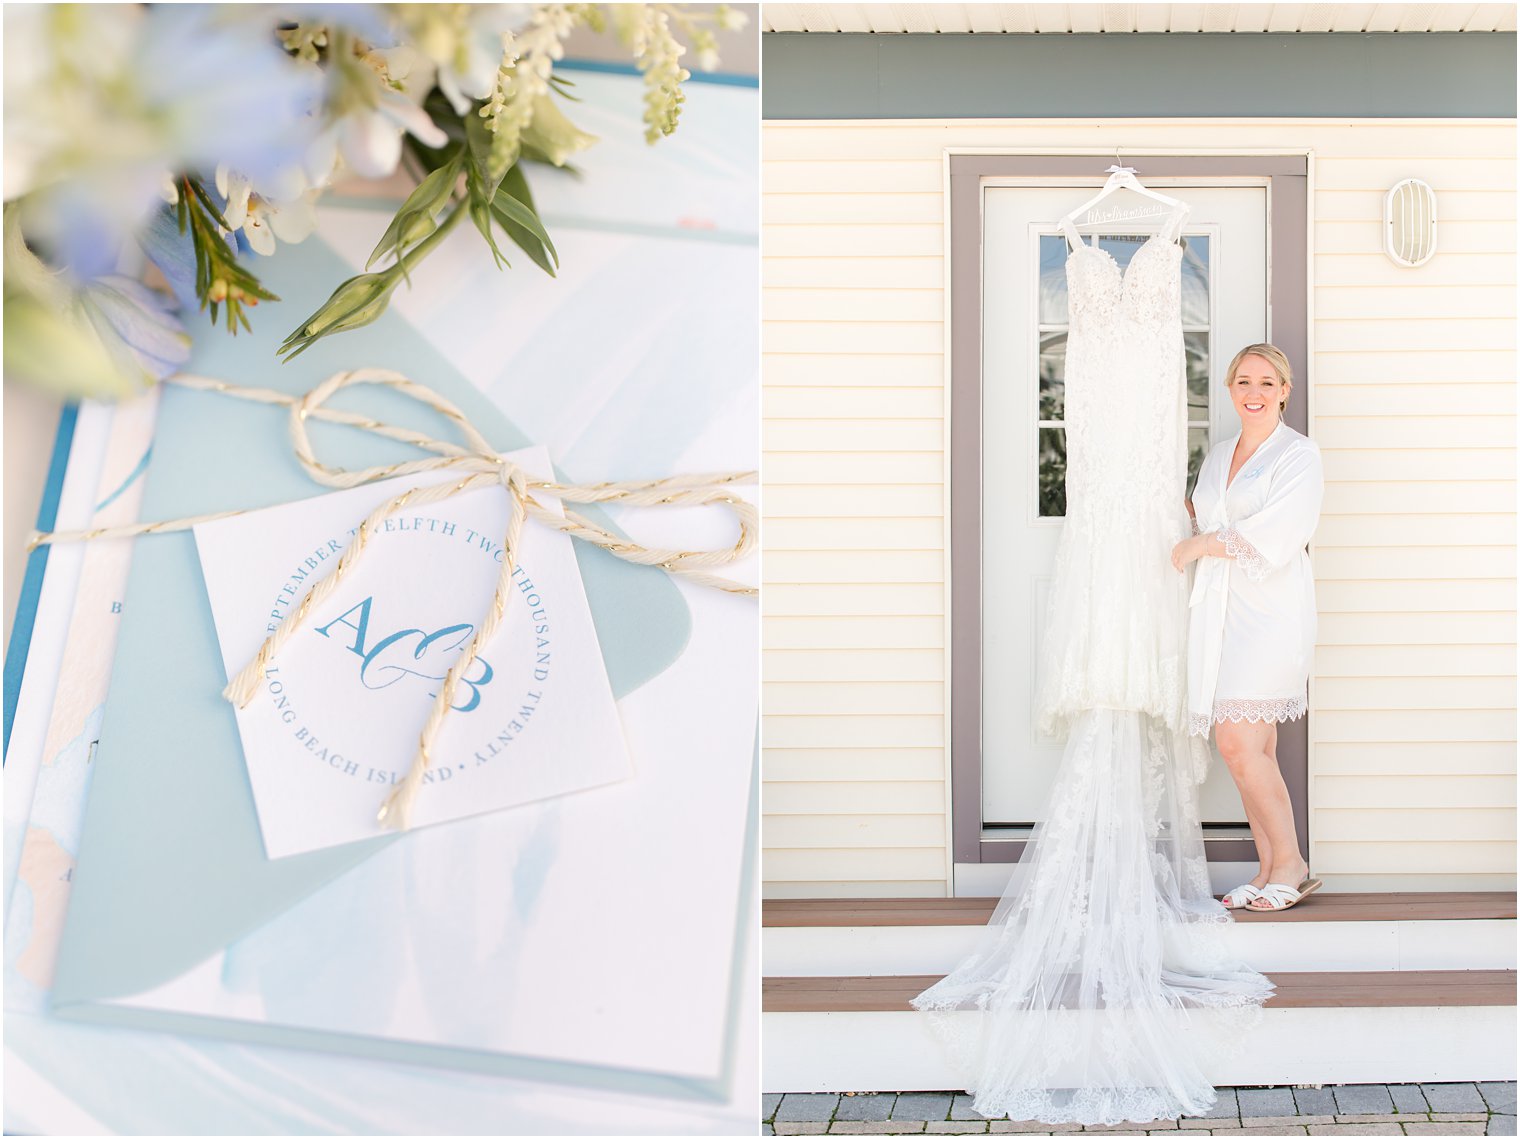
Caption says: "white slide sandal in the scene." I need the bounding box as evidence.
[1221,883,1264,909]
[1245,877,1324,912]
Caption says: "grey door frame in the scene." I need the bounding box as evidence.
[948,152,1310,866]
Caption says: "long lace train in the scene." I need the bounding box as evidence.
[909,707,1274,1125]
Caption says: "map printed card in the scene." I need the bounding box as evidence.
[193,446,632,858]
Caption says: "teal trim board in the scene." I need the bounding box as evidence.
[557,57,758,87]
[3,402,79,761]
[762,32,1516,119]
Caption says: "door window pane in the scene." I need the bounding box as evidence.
[1180,234,1210,326]
[1038,234,1070,324]
[1186,331,1210,419]
[1038,427,1066,517]
[1188,426,1211,497]
[1039,331,1066,421]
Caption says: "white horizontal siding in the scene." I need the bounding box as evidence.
[1318,611,1515,644]
[762,117,1516,898]
[764,747,946,780]
[1315,644,1515,675]
[1314,740,1516,775]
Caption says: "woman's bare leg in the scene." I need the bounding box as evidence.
[1238,722,1281,886]
[1240,796,1272,889]
[1217,720,1272,893]
[1215,719,1308,903]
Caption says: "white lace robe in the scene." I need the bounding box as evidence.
[1186,420,1324,736]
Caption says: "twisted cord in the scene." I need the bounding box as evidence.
[29,368,758,831]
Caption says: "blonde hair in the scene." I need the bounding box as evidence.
[1225,343,1293,415]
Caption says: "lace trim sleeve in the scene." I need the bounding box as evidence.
[1189,516,1201,536]
[1215,525,1270,583]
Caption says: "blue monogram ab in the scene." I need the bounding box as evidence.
[315,596,494,712]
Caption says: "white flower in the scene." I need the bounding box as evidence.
[301,28,453,186]
[215,165,321,256]
[307,85,449,182]
[478,3,581,170]
[396,4,532,115]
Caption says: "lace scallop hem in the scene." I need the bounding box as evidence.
[1215,525,1270,582]
[1187,694,1308,737]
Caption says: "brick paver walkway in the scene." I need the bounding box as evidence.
[762,1084,1518,1136]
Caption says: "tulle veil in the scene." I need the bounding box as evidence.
[909,701,1274,1124]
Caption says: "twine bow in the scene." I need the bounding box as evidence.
[28,368,758,831]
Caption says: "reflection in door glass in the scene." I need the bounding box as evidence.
[1038,234,1070,324]
[1037,234,1070,517]
[1038,427,1066,517]
[1181,235,1212,495]
[1186,330,1211,491]
[1186,332,1211,416]
[1188,426,1211,498]
[1181,234,1210,325]
[1039,331,1066,421]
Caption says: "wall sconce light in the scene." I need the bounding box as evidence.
[1385,179,1437,267]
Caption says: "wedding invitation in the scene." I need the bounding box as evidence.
[194,450,631,857]
[11,66,758,1130]
[42,225,751,1097]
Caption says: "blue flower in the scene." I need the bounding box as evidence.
[79,274,193,384]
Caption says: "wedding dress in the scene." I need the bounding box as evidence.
[910,200,1274,1125]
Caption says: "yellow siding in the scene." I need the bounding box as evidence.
[761,118,1517,897]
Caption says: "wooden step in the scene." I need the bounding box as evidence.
[764,970,1519,1012]
[763,891,1518,927]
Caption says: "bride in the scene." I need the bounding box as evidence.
[1172,343,1325,915]
[910,200,1274,1125]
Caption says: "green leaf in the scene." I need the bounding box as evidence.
[490,208,554,277]
[487,164,557,277]
[184,176,232,231]
[501,161,538,212]
[547,73,583,102]
[493,178,557,265]
[518,141,584,176]
[468,197,509,271]
[176,178,278,335]
[366,154,460,270]
[465,110,518,203]
[520,93,596,167]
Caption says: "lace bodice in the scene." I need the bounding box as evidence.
[1060,217,1189,522]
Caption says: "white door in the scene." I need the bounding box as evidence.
[981,181,1268,828]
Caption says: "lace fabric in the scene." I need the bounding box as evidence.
[910,709,1273,1124]
[1215,526,1270,583]
[1032,226,1193,737]
[1187,693,1308,738]
[913,203,1273,1125]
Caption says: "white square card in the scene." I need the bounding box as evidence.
[194,447,631,858]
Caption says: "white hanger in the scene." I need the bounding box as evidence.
[1059,165,1188,228]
